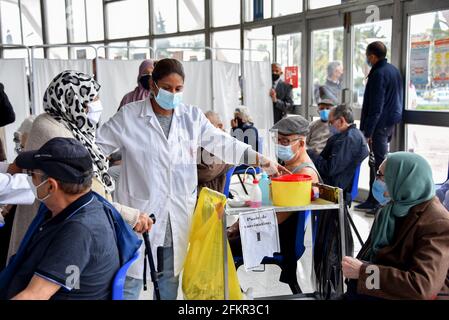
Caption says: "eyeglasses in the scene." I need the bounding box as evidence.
[328,118,339,126]
[26,170,44,177]
[273,137,302,146]
[376,170,385,180]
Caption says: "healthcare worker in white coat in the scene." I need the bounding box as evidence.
[96,58,286,300]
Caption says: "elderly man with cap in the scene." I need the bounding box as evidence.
[228,115,320,293]
[0,137,121,300]
[307,87,337,155]
[309,105,369,205]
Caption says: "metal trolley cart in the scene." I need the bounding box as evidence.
[222,183,347,300]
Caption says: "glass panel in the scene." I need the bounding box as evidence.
[179,0,204,32]
[212,0,240,27]
[129,39,151,60]
[245,27,273,62]
[107,42,128,60]
[106,0,149,39]
[67,0,87,43]
[48,47,69,59]
[276,33,301,105]
[86,0,104,41]
[0,0,22,44]
[245,0,271,22]
[212,29,241,64]
[408,10,449,112]
[153,0,177,34]
[273,0,302,17]
[311,27,344,105]
[20,0,43,45]
[69,46,98,59]
[155,34,205,61]
[352,20,392,108]
[406,124,449,184]
[45,0,67,44]
[309,0,341,10]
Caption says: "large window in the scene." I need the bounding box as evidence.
[1,0,22,44]
[155,34,205,61]
[245,27,273,62]
[21,0,43,45]
[45,0,67,44]
[212,0,240,27]
[407,124,449,183]
[311,27,344,104]
[106,0,149,39]
[273,0,302,17]
[85,0,104,42]
[212,29,241,64]
[68,0,87,43]
[245,0,271,22]
[352,20,392,108]
[129,39,151,59]
[179,0,204,32]
[407,10,449,112]
[276,33,302,104]
[153,0,177,34]
[309,0,341,10]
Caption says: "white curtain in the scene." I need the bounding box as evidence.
[182,60,212,112]
[96,59,143,122]
[0,59,30,162]
[32,59,93,115]
[212,61,240,131]
[243,60,274,159]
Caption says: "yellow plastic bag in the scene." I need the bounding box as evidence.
[182,188,242,300]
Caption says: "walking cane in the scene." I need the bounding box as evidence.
[142,214,162,300]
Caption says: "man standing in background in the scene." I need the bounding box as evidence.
[356,41,403,215]
[270,63,294,124]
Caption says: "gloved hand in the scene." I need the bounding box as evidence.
[260,156,291,177]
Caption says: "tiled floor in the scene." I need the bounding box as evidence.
[139,203,375,300]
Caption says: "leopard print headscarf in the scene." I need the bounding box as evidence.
[43,70,114,193]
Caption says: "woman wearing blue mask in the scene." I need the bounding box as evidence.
[96,58,288,300]
[343,152,449,300]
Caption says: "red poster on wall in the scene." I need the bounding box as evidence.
[284,66,299,88]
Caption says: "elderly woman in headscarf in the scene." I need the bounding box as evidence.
[7,70,152,262]
[343,152,449,300]
[118,59,155,110]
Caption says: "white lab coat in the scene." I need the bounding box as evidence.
[0,162,34,205]
[96,99,250,278]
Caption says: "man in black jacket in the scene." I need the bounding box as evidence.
[356,41,403,214]
[270,63,294,124]
[309,104,369,205]
[0,83,16,161]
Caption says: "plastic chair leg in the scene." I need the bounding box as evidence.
[288,281,302,294]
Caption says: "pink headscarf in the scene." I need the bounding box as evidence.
[118,59,155,109]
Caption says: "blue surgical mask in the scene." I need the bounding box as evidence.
[276,142,297,162]
[154,84,183,110]
[329,125,339,135]
[366,57,372,68]
[319,109,330,122]
[373,179,391,206]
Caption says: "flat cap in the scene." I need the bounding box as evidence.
[270,115,310,136]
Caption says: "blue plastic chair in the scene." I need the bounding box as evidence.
[350,164,362,201]
[436,161,449,191]
[223,166,236,198]
[112,250,139,300]
[233,210,311,294]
